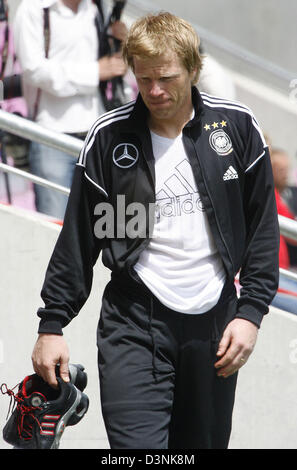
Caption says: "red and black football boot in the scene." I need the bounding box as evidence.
[1,373,89,449]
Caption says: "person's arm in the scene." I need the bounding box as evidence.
[110,20,128,42]
[99,53,127,81]
[237,141,279,326]
[215,113,279,377]
[31,131,108,386]
[98,17,128,80]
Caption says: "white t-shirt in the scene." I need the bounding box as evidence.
[134,130,226,314]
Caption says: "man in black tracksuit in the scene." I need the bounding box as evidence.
[32,12,279,449]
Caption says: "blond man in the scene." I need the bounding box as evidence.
[32,12,279,449]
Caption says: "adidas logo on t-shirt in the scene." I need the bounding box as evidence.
[223,165,238,181]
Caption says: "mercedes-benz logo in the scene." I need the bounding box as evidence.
[112,143,139,169]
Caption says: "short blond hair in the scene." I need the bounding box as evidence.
[122,12,203,84]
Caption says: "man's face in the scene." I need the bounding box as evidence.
[133,51,195,122]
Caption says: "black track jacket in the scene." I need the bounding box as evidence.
[37,88,279,334]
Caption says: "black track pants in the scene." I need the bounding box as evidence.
[97,275,238,449]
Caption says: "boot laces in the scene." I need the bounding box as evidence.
[1,382,42,440]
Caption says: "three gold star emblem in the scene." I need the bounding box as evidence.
[204,120,228,131]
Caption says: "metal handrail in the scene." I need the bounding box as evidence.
[278,215,297,242]
[0,109,83,157]
[280,268,297,282]
[0,109,83,195]
[0,162,70,195]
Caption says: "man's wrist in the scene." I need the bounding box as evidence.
[38,318,64,336]
[235,310,263,329]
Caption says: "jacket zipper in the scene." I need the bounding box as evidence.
[189,135,235,275]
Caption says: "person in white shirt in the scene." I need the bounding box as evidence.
[13,0,127,219]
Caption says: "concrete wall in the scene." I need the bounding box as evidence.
[230,308,297,449]
[149,0,297,79]
[231,72,297,179]
[1,203,297,449]
[0,204,110,449]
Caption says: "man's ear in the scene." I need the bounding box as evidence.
[191,68,198,85]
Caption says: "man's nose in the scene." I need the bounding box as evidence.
[149,81,163,96]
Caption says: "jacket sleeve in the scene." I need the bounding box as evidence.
[37,135,108,335]
[236,115,280,327]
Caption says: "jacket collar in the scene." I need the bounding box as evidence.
[124,86,205,133]
[119,87,205,188]
[186,86,205,127]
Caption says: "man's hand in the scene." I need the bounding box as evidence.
[31,334,70,388]
[214,318,258,378]
[99,53,127,81]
